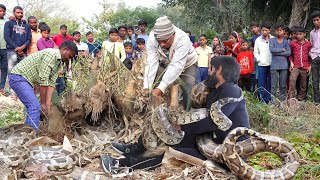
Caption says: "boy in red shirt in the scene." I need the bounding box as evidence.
[237,40,254,91]
[288,27,311,101]
[52,24,73,47]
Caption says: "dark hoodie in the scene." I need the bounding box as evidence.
[4,19,31,53]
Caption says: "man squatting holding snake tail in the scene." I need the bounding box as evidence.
[9,41,78,131]
[101,55,250,173]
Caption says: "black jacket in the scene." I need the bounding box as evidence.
[181,82,250,144]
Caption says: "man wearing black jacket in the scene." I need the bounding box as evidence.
[102,56,250,173]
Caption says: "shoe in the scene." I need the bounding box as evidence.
[111,141,134,155]
[101,154,119,173]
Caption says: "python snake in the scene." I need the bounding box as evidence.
[142,89,300,179]
[0,124,111,179]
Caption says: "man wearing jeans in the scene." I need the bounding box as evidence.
[0,4,7,94]
[143,16,198,111]
[310,10,320,103]
[4,6,31,98]
[9,41,77,131]
[254,22,273,103]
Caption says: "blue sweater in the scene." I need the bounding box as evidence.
[269,38,291,70]
[4,20,31,53]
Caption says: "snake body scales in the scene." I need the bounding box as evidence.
[142,89,300,180]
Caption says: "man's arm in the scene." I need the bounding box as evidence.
[156,38,190,93]
[181,101,239,134]
[143,34,159,89]
[4,22,18,49]
[119,43,126,62]
[269,38,286,53]
[253,40,261,63]
[23,25,32,48]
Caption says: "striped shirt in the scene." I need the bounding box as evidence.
[11,48,62,87]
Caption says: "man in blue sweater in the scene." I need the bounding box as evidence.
[4,6,31,72]
[269,24,291,102]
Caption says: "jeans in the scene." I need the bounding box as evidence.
[9,74,40,131]
[271,69,288,101]
[7,50,25,95]
[311,57,320,102]
[288,68,308,100]
[250,73,256,92]
[196,67,208,84]
[258,66,271,103]
[0,49,7,89]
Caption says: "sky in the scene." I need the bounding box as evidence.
[67,0,162,19]
[0,0,162,19]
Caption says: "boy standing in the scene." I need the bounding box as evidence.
[9,41,77,130]
[37,25,56,50]
[196,34,212,83]
[254,22,273,103]
[123,42,137,70]
[288,27,311,101]
[250,22,261,92]
[131,20,149,50]
[0,4,7,94]
[136,38,145,58]
[269,24,291,101]
[237,40,254,91]
[127,26,134,42]
[310,10,320,103]
[101,28,126,63]
[52,24,73,47]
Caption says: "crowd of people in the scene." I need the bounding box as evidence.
[1,3,320,175]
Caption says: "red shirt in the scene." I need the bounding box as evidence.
[236,51,254,75]
[226,42,240,58]
[289,40,311,70]
[52,34,73,47]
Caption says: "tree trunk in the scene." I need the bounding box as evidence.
[289,0,310,28]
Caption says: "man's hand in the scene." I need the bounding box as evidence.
[152,88,163,97]
[290,63,294,72]
[307,66,311,75]
[41,104,48,116]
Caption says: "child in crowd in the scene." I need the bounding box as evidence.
[237,40,254,91]
[254,22,273,103]
[310,10,320,103]
[226,31,241,58]
[284,26,291,41]
[37,25,56,51]
[288,27,311,101]
[269,24,291,102]
[196,34,212,83]
[250,21,261,93]
[127,26,134,42]
[212,45,223,58]
[123,42,137,70]
[101,28,126,63]
[136,38,145,58]
[211,37,224,57]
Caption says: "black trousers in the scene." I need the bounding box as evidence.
[119,133,206,171]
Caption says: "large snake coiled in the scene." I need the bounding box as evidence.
[143,93,300,179]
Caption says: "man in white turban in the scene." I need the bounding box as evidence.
[143,16,198,110]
